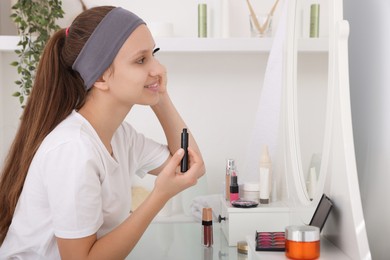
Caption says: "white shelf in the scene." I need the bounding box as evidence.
[155,37,274,53]
[156,37,328,53]
[0,36,19,52]
[1,35,328,53]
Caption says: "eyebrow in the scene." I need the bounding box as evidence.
[132,45,158,57]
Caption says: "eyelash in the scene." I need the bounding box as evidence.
[136,48,161,64]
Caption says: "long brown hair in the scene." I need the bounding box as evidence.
[0,6,115,244]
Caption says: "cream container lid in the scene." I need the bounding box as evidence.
[243,182,259,191]
[285,225,320,242]
[237,241,248,254]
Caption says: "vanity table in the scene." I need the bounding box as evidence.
[125,221,350,259]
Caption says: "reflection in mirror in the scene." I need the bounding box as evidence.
[294,0,328,201]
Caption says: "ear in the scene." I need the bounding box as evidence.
[92,71,111,90]
[93,78,109,91]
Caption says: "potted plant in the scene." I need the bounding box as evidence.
[10,0,64,107]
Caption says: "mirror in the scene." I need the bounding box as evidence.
[293,0,329,201]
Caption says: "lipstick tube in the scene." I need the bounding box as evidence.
[180,128,189,172]
[202,208,213,247]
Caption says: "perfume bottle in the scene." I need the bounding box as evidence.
[225,159,235,200]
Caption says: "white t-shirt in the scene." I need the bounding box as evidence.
[0,110,169,259]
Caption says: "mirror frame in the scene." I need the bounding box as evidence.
[285,0,335,206]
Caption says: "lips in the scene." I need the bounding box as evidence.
[144,82,159,90]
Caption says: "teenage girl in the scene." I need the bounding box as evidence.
[0,6,205,259]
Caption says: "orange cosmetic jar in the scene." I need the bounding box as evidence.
[285,225,320,260]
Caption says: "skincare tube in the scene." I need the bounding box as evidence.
[259,145,272,203]
[202,208,213,247]
[259,168,270,204]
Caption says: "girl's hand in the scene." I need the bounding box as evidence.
[153,147,205,202]
[157,62,167,95]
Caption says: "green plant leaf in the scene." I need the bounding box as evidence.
[10,0,64,108]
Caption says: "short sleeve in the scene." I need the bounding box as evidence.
[120,123,170,178]
[42,139,104,239]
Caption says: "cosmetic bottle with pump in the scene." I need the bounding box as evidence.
[259,145,272,204]
[225,159,235,200]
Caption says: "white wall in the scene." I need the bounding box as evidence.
[0,0,275,195]
[126,52,267,195]
[344,0,390,259]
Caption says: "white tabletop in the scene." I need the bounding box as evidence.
[126,222,241,260]
[126,220,351,260]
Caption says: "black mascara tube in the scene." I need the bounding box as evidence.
[181,128,189,172]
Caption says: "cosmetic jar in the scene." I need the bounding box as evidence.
[237,241,248,255]
[242,182,259,202]
[285,225,320,260]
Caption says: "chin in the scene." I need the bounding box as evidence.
[140,95,160,106]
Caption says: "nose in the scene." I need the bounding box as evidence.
[149,58,165,78]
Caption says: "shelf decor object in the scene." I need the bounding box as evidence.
[9,0,64,107]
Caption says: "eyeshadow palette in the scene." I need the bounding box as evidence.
[255,193,333,252]
[255,231,286,251]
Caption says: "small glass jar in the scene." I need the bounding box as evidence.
[285,225,320,260]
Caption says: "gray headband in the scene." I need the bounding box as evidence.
[72,7,145,90]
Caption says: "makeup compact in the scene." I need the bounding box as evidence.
[255,194,333,252]
[231,199,259,208]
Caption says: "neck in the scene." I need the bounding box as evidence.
[78,100,131,154]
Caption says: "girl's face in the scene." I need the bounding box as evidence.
[103,24,165,107]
